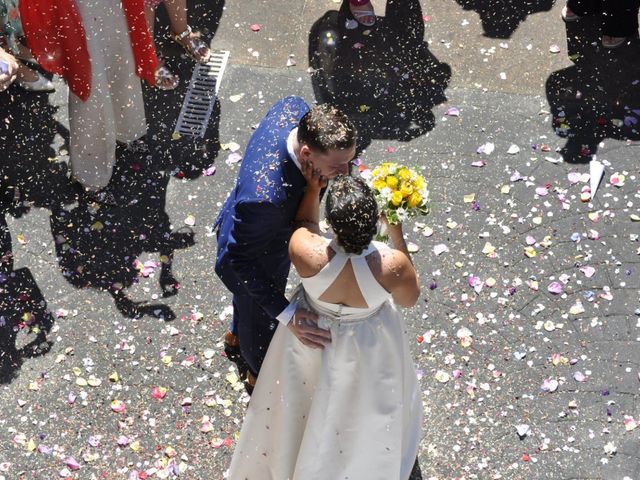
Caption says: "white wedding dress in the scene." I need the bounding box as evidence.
[69,0,147,190]
[228,238,422,480]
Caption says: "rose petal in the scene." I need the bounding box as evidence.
[65,457,80,471]
[547,281,563,294]
[580,266,595,278]
[573,371,588,382]
[433,244,449,256]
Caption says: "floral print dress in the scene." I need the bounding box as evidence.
[0,0,23,53]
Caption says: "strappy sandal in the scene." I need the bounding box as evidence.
[155,64,178,90]
[173,25,211,64]
[349,2,376,27]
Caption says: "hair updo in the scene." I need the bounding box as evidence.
[325,175,378,255]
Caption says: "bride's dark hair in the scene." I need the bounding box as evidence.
[325,175,378,255]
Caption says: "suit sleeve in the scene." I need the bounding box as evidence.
[226,200,290,318]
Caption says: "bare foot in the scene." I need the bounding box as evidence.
[602,35,626,49]
[16,62,39,83]
[561,5,579,21]
[173,27,210,63]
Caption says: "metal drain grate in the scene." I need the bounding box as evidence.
[174,49,230,138]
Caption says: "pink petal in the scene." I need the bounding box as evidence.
[580,266,595,278]
[567,172,581,184]
[547,282,563,294]
[65,457,80,471]
[573,371,588,382]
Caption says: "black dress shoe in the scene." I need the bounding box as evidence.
[223,331,250,381]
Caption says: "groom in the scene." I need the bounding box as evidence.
[214,96,357,391]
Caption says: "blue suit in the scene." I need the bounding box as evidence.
[214,96,309,376]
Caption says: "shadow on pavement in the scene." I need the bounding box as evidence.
[49,56,222,321]
[453,0,555,39]
[0,188,54,384]
[0,0,224,380]
[546,15,640,162]
[0,88,69,384]
[309,0,451,153]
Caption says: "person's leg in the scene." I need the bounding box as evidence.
[346,0,376,27]
[235,296,279,379]
[164,0,210,62]
[602,0,639,39]
[164,0,188,34]
[144,2,156,38]
[143,0,178,89]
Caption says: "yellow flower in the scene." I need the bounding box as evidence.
[398,168,412,181]
[413,175,425,190]
[407,192,422,208]
[373,179,387,191]
[391,191,404,207]
[386,175,399,189]
[400,183,413,198]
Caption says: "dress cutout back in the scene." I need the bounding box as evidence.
[301,238,391,312]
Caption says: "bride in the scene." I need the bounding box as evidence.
[227,161,422,480]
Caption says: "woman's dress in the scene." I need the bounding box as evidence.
[228,238,422,480]
[69,0,146,190]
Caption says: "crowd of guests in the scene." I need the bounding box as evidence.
[1,0,639,205]
[1,0,210,205]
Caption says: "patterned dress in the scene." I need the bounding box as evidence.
[0,0,24,53]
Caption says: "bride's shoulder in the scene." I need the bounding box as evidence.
[373,245,410,276]
[290,228,331,274]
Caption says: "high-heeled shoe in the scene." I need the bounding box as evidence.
[16,71,54,92]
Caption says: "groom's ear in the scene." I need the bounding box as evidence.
[299,144,312,161]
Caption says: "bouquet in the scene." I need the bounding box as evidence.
[364,162,429,225]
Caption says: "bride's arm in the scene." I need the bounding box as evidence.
[383,221,420,308]
[293,159,327,235]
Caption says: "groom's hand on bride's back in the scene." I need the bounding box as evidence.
[287,307,331,349]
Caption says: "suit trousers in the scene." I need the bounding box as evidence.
[567,0,640,36]
[232,293,279,377]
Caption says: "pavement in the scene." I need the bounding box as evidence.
[1,0,640,479]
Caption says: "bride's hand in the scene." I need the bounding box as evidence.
[301,159,328,192]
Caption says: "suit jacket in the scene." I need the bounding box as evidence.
[214,96,309,318]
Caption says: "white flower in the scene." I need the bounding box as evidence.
[396,207,409,222]
[379,187,393,203]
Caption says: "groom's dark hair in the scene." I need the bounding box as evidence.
[297,104,356,153]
